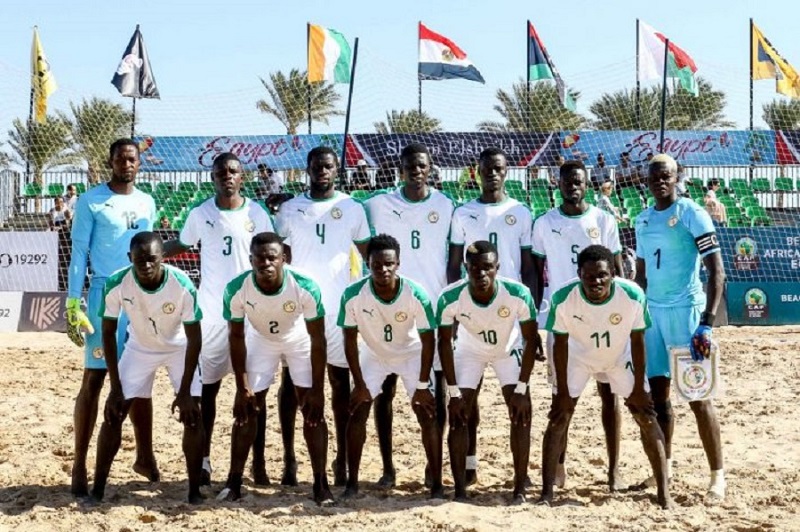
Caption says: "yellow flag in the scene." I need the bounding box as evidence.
[349,245,363,280]
[31,27,57,123]
[752,22,800,99]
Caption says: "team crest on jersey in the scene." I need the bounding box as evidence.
[609,313,622,325]
[92,347,104,359]
[283,301,297,313]
[162,302,176,314]
[505,214,517,226]
[587,227,600,239]
[331,207,343,220]
[395,311,408,322]
[244,219,255,232]
[668,216,678,227]
[428,211,439,223]
[498,306,511,318]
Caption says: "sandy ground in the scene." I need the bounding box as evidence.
[0,327,799,531]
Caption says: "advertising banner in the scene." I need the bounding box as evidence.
[0,292,23,332]
[17,292,67,332]
[726,282,800,325]
[0,232,59,292]
[716,228,800,283]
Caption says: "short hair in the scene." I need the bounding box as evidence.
[577,244,615,270]
[559,160,586,180]
[367,233,400,260]
[709,178,720,187]
[649,153,678,174]
[307,146,339,167]
[479,147,507,164]
[212,152,241,169]
[66,184,76,191]
[250,231,284,251]
[109,138,139,158]
[465,240,497,263]
[600,181,613,194]
[130,231,162,251]
[400,143,431,162]
[257,163,268,171]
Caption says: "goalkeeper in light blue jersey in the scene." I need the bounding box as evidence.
[634,154,727,501]
[66,139,158,498]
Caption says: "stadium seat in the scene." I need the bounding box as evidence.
[177,182,198,196]
[23,182,42,197]
[199,181,215,196]
[774,177,794,192]
[46,183,64,197]
[284,181,306,195]
[623,197,643,211]
[727,216,749,228]
[619,187,640,200]
[155,182,174,196]
[73,183,87,195]
[729,179,751,196]
[646,196,655,207]
[531,197,550,212]
[528,179,549,190]
[462,189,480,202]
[350,190,371,202]
[137,182,153,195]
[739,195,760,209]
[746,205,770,220]
[441,181,460,200]
[750,215,772,226]
[751,178,772,193]
[505,180,524,193]
[508,189,527,203]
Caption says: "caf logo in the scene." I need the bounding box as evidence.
[498,306,511,318]
[587,227,600,239]
[162,302,176,314]
[331,207,343,220]
[92,347,104,359]
[245,220,255,233]
[609,313,622,325]
[395,311,408,322]
[744,287,768,320]
[745,288,766,306]
[283,301,297,313]
[505,215,517,226]
[734,237,759,271]
[668,216,678,227]
[428,211,439,223]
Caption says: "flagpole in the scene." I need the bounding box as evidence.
[749,18,754,182]
[418,21,422,114]
[131,98,136,138]
[636,19,641,130]
[26,28,36,191]
[307,23,312,135]
[341,37,359,190]
[659,38,669,152]
[526,20,531,131]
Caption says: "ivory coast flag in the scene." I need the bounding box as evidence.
[308,24,352,83]
[637,20,698,97]
[31,27,57,123]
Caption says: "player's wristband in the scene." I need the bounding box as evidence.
[699,312,716,327]
[514,381,528,395]
[448,385,462,399]
[416,381,429,391]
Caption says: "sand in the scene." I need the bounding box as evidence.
[0,327,799,531]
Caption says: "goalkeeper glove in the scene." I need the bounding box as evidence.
[689,325,712,362]
[66,297,94,348]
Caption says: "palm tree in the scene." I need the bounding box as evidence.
[374,109,442,134]
[61,98,133,184]
[762,99,800,130]
[477,80,587,132]
[7,116,75,185]
[590,77,733,130]
[256,69,343,134]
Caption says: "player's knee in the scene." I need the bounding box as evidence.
[631,411,658,429]
[688,398,713,415]
[653,399,673,423]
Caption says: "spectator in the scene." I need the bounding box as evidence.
[459,159,480,191]
[159,215,172,229]
[255,163,284,198]
[676,163,691,197]
[428,163,442,190]
[374,162,397,190]
[621,246,637,280]
[548,155,565,188]
[616,152,639,189]
[64,184,79,210]
[350,159,372,191]
[48,196,72,231]
[705,178,727,225]
[592,152,612,189]
[596,180,626,223]
[638,152,654,179]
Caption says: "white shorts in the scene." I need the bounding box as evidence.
[118,347,201,399]
[246,333,313,393]
[455,342,524,389]
[360,345,432,400]
[199,321,231,385]
[552,353,648,398]
[325,316,347,368]
[545,332,616,387]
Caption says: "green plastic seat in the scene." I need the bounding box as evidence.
[47,183,64,197]
[199,181,215,195]
[350,190,371,202]
[155,182,174,196]
[137,182,153,195]
[751,178,771,193]
[774,177,794,192]
[73,183,87,194]
[750,215,772,226]
[620,187,640,200]
[727,216,748,228]
[746,205,769,219]
[729,179,751,195]
[24,182,43,197]
[623,197,643,210]
[177,182,198,195]
[284,181,306,195]
[739,196,759,209]
[528,179,550,190]
[505,180,524,192]
[508,189,527,203]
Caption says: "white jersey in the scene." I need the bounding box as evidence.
[531,205,621,297]
[338,275,435,359]
[275,191,371,315]
[364,187,454,299]
[179,197,274,324]
[450,197,532,282]
[437,277,536,358]
[101,265,202,354]
[223,267,325,345]
[545,277,650,368]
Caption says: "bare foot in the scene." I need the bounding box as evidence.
[429,484,446,499]
[511,492,527,505]
[658,494,675,509]
[70,466,89,497]
[453,488,469,502]
[251,465,271,486]
[608,469,625,492]
[341,484,359,499]
[314,486,337,506]
[133,460,160,482]
[377,469,396,489]
[465,469,478,487]
[281,460,298,486]
[332,458,347,487]
[215,486,241,502]
[188,490,206,504]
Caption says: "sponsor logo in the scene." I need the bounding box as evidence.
[428,211,439,223]
[468,214,479,221]
[331,207,343,220]
[246,300,256,310]
[395,311,408,322]
[205,220,215,228]
[609,313,622,325]
[572,315,584,322]
[123,297,135,305]
[362,308,375,317]
[297,208,307,216]
[587,227,600,239]
[505,215,517,226]
[162,302,176,314]
[734,237,759,271]
[498,306,511,318]
[283,301,297,313]
[459,312,471,320]
[29,296,60,330]
[551,228,562,236]
[392,209,403,219]
[745,287,768,319]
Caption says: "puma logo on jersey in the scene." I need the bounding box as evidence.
[297,208,307,215]
[148,317,158,335]
[104,202,114,209]
[362,308,375,317]
[123,297,135,305]
[459,313,472,320]
[468,214,479,221]
[551,228,563,235]
[572,315,585,322]
[246,301,256,310]
[206,220,215,228]
[392,210,403,219]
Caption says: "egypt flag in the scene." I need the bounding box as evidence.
[638,20,698,96]
[418,23,484,83]
[308,24,352,84]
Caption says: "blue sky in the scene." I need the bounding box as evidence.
[0,0,794,138]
